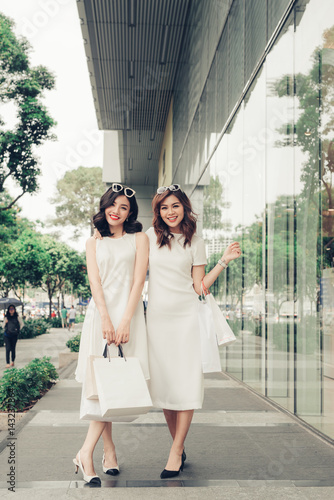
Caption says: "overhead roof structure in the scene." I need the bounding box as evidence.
[77,0,190,187]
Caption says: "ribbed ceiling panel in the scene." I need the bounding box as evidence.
[80,0,190,186]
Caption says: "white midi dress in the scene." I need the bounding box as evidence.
[146,227,207,410]
[75,233,149,421]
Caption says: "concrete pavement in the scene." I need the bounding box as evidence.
[0,326,334,499]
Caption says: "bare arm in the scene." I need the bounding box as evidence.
[192,241,242,295]
[86,237,115,345]
[115,232,149,346]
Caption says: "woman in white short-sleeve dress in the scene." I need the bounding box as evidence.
[146,185,241,478]
[74,184,149,485]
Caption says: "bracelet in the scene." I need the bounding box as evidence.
[218,258,228,269]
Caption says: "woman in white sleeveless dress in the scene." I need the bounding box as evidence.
[74,183,149,485]
[146,185,241,478]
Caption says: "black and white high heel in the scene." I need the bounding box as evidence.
[73,451,101,485]
[102,452,120,476]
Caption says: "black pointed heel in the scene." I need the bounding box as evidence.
[160,454,184,479]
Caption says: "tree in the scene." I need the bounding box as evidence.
[40,236,87,316]
[50,166,104,237]
[272,25,334,322]
[203,175,231,234]
[0,230,48,308]
[0,13,56,210]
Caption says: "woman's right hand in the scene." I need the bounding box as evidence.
[93,228,103,240]
[101,316,115,345]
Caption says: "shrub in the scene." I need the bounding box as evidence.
[66,333,81,352]
[20,318,50,339]
[48,316,63,328]
[75,314,85,324]
[0,357,58,412]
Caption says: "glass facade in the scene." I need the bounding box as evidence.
[172,0,334,439]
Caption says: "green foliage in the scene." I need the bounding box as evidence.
[66,333,81,352]
[0,229,48,297]
[0,357,58,411]
[0,13,56,209]
[50,166,104,238]
[20,318,50,339]
[39,235,87,317]
[75,314,85,324]
[49,316,62,328]
[203,175,231,233]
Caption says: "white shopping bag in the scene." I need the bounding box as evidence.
[93,345,153,419]
[84,355,100,400]
[197,295,222,373]
[206,294,236,347]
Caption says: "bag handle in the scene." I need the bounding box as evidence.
[102,343,127,361]
[200,280,210,301]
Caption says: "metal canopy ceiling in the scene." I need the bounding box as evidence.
[77,0,190,186]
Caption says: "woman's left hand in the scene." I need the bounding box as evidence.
[222,241,242,264]
[115,319,130,346]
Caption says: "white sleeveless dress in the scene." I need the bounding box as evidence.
[75,233,149,421]
[146,227,207,410]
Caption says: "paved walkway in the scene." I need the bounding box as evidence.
[0,327,334,499]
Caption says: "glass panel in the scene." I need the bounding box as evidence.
[265,11,295,404]
[268,0,290,37]
[216,25,229,135]
[241,67,266,394]
[294,0,334,434]
[245,0,267,83]
[222,106,244,378]
[228,0,245,110]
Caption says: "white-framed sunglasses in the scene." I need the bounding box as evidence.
[111,183,136,198]
[156,184,181,195]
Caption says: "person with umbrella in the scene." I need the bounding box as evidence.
[3,304,24,368]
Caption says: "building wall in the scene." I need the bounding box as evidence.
[172,0,334,439]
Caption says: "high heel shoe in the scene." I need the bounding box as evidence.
[102,452,120,476]
[182,449,186,463]
[73,451,101,485]
[160,454,184,479]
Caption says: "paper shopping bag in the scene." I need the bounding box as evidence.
[206,294,236,346]
[93,347,152,419]
[84,354,101,400]
[197,296,222,373]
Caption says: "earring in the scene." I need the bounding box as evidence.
[126,218,128,222]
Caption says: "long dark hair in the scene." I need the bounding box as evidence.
[152,189,197,248]
[5,305,18,320]
[93,186,142,237]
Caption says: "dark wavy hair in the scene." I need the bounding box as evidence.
[152,189,197,248]
[5,305,18,320]
[93,186,142,237]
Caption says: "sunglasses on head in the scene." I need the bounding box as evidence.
[156,184,181,195]
[111,183,136,198]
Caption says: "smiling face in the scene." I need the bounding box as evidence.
[159,194,185,233]
[104,195,131,229]
[8,306,15,316]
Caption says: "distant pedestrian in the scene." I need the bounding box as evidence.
[61,306,68,328]
[51,310,56,318]
[3,305,24,368]
[68,305,76,330]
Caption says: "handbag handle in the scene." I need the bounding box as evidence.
[102,343,127,361]
[200,280,210,302]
